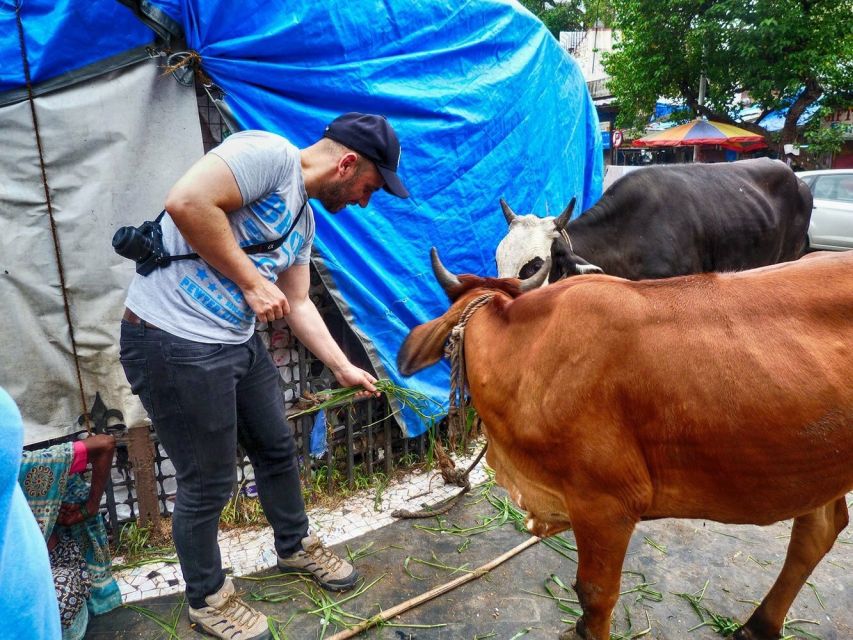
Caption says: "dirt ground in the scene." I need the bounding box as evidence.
[86,484,853,640]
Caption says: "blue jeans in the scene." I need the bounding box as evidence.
[119,321,308,607]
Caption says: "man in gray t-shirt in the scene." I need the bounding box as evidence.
[119,113,408,640]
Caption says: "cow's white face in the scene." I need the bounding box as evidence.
[495,214,558,280]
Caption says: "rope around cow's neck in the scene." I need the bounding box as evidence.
[559,227,574,253]
[393,292,494,520]
[445,292,495,448]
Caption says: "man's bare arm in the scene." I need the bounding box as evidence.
[164,154,290,321]
[276,264,378,396]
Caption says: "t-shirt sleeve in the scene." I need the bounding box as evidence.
[209,131,294,206]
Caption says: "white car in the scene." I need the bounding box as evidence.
[796,169,853,251]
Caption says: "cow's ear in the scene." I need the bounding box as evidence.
[551,239,604,279]
[398,314,458,376]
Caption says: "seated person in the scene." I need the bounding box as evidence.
[19,433,122,640]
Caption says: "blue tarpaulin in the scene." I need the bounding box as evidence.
[647,99,819,134]
[740,103,822,132]
[0,0,152,93]
[2,0,603,436]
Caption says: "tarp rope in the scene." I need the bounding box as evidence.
[14,0,91,431]
[393,293,494,519]
[164,50,240,134]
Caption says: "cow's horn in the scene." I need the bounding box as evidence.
[554,197,576,231]
[430,247,461,292]
[499,198,517,225]
[519,257,551,292]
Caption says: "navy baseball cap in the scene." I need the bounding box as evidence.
[323,112,409,198]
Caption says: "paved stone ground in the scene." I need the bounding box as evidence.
[108,452,493,604]
[86,483,852,640]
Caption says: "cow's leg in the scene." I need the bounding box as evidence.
[557,509,635,640]
[734,496,849,640]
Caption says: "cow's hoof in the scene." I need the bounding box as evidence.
[732,625,780,640]
[558,619,589,640]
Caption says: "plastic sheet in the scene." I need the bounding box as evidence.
[2,0,603,439]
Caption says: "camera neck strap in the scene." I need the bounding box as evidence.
[159,200,308,264]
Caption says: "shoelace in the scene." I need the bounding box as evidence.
[306,541,343,571]
[218,592,261,628]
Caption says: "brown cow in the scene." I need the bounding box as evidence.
[398,248,853,640]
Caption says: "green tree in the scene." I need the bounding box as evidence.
[802,107,852,159]
[517,1,616,38]
[517,0,583,37]
[603,0,853,155]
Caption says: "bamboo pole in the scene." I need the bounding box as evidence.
[325,536,541,640]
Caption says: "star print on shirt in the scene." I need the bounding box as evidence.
[196,267,209,281]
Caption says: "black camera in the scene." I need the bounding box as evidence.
[112,202,306,277]
[112,219,170,276]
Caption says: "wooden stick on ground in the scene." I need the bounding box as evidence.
[325,536,541,640]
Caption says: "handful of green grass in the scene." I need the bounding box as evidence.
[288,378,444,424]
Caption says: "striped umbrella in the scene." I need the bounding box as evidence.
[633,118,767,152]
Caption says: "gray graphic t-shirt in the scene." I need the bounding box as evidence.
[125,130,315,344]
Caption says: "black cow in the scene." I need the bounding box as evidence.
[495,158,813,283]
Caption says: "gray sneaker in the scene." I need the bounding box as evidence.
[188,577,270,640]
[277,534,360,591]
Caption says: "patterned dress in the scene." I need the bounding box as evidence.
[19,442,121,640]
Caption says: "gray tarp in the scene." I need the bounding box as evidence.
[0,58,203,444]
